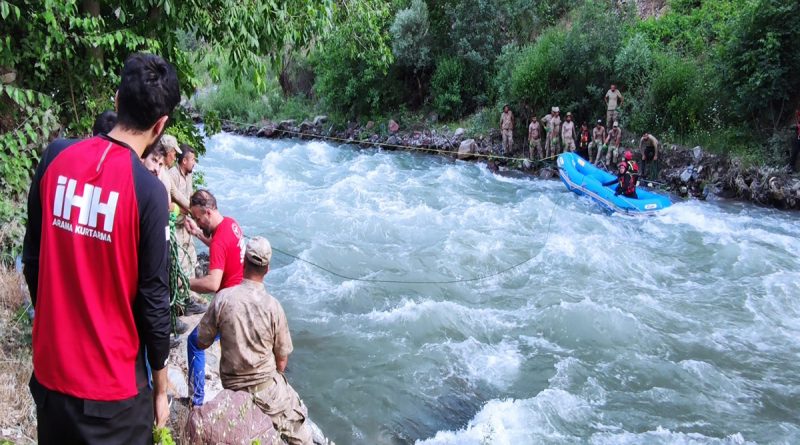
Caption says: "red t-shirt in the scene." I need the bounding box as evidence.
[23,136,171,401]
[209,216,245,290]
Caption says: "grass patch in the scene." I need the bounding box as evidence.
[0,266,35,444]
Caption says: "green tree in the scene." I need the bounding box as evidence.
[0,0,334,256]
[717,0,800,134]
[312,0,394,118]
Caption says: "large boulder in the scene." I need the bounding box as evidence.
[388,119,400,133]
[453,128,466,139]
[186,389,281,445]
[458,139,478,160]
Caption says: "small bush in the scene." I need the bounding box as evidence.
[430,57,466,120]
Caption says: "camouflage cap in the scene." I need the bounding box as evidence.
[245,236,272,267]
[160,134,181,154]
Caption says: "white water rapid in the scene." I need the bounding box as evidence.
[198,132,800,445]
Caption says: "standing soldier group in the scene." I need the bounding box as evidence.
[501,83,661,179]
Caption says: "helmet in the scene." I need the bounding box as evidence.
[624,151,632,160]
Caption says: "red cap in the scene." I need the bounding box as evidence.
[624,151,632,160]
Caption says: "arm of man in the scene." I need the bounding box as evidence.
[272,298,294,374]
[190,268,222,294]
[133,172,171,427]
[168,168,191,212]
[195,297,220,350]
[653,137,660,160]
[152,368,169,427]
[276,355,288,373]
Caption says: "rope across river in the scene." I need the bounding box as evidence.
[258,194,564,286]
[218,117,562,164]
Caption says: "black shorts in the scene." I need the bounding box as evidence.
[644,146,655,161]
[30,374,154,445]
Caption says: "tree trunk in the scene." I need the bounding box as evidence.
[82,0,104,65]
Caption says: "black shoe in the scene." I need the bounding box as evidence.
[184,299,208,316]
[174,318,189,335]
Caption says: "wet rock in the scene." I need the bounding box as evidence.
[299,121,314,133]
[365,121,375,130]
[167,365,188,399]
[313,115,328,126]
[386,135,400,146]
[186,389,281,445]
[256,126,275,138]
[388,119,400,133]
[453,128,466,139]
[692,146,703,162]
[539,167,556,180]
[458,139,478,160]
[278,119,296,130]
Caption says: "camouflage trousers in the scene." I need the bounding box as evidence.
[606,109,619,128]
[252,373,313,445]
[528,138,543,160]
[501,129,513,155]
[175,222,197,282]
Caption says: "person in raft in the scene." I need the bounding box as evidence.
[603,150,639,199]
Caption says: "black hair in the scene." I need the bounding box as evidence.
[116,53,180,132]
[92,110,117,135]
[141,140,167,160]
[178,143,195,162]
[190,189,217,210]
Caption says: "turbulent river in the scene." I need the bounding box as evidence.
[199,132,800,445]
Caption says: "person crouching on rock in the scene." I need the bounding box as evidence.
[603,151,639,199]
[194,236,313,445]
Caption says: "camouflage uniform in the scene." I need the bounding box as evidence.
[542,112,561,158]
[561,118,576,152]
[197,279,313,445]
[169,165,197,281]
[605,88,623,128]
[603,126,622,166]
[500,109,514,155]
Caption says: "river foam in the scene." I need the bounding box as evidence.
[200,133,800,444]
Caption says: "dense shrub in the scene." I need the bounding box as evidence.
[716,0,800,135]
[430,57,465,119]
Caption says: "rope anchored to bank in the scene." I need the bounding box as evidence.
[218,117,561,164]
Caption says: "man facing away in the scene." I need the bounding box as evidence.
[604,84,623,129]
[542,107,561,158]
[186,189,246,406]
[196,236,313,445]
[22,53,179,444]
[638,132,660,179]
[500,104,514,156]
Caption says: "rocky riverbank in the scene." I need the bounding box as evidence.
[215,116,800,210]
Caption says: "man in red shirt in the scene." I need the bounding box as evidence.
[22,53,179,444]
[185,189,245,405]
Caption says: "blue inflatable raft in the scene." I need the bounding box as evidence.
[557,152,672,215]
